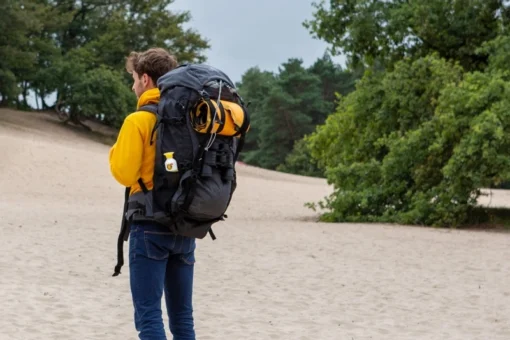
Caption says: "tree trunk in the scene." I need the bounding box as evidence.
[35,89,40,110]
[41,96,50,110]
[22,81,29,108]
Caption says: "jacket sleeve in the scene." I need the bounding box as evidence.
[109,117,143,187]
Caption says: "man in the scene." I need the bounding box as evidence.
[109,47,196,340]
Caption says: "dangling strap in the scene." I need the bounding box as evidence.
[138,178,149,194]
[112,186,131,277]
[208,228,216,240]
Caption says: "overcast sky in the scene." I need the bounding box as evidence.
[170,0,346,83]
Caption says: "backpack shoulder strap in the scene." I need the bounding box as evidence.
[138,104,158,115]
[138,104,159,145]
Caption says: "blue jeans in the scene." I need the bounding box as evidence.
[129,222,196,340]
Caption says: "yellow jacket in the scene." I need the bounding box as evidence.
[109,88,159,195]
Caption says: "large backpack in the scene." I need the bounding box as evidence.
[112,63,250,276]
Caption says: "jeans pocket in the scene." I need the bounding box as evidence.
[143,231,174,260]
[180,251,196,265]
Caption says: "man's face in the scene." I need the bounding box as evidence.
[131,71,149,98]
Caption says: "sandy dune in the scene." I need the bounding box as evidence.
[1,108,510,340]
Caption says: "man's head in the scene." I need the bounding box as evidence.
[125,47,178,98]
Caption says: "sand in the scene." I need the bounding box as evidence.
[1,108,510,340]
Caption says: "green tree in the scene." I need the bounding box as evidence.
[0,0,64,106]
[79,0,209,70]
[277,137,324,177]
[47,0,209,127]
[308,52,358,115]
[0,0,209,129]
[277,54,360,177]
[304,0,509,71]
[236,67,277,154]
[67,65,136,128]
[240,59,325,169]
[237,55,359,174]
[307,52,510,227]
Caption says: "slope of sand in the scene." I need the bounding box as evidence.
[1,108,510,340]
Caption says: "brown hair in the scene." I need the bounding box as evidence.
[126,47,178,85]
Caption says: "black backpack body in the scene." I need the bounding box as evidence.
[113,63,250,276]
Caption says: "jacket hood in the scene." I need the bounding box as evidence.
[137,88,160,109]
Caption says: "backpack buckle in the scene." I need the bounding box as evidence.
[199,90,210,99]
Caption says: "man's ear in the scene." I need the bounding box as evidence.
[143,73,155,88]
[142,73,150,87]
